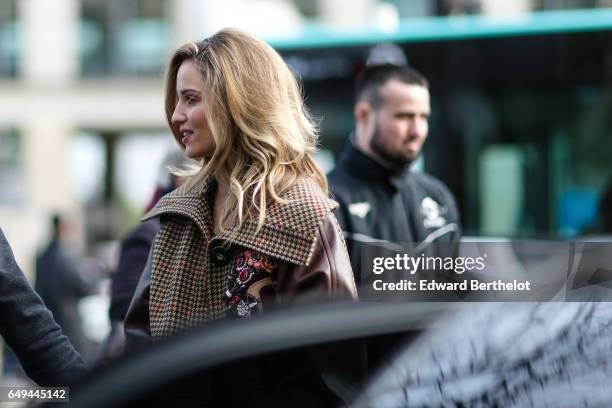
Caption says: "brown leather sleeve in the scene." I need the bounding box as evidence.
[274,212,358,304]
[268,213,365,404]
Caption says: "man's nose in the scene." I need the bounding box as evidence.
[407,118,426,136]
[406,119,419,135]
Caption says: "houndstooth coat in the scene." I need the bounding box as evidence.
[124,177,357,344]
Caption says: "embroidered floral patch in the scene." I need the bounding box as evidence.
[225,250,277,318]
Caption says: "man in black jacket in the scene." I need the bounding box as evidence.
[328,54,462,376]
[0,228,87,386]
[328,62,461,285]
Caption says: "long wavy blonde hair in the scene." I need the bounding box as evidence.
[165,28,328,233]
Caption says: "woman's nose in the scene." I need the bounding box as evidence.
[171,106,186,125]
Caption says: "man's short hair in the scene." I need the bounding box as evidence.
[355,64,429,109]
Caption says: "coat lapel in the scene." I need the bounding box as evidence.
[143,178,338,266]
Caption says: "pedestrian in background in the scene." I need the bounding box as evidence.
[35,214,97,358]
[328,45,462,373]
[328,46,462,284]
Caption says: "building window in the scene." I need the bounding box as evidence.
[67,132,107,205]
[0,130,24,203]
[0,0,18,78]
[532,0,601,10]
[80,0,170,77]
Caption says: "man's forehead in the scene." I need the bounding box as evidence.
[379,80,430,108]
[380,78,428,96]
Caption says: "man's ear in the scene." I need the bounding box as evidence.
[354,100,372,126]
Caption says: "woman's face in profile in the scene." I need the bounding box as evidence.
[171,59,215,159]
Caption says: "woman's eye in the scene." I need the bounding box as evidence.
[183,94,199,104]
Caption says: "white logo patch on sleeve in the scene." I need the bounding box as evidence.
[348,202,371,219]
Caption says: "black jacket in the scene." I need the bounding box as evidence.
[0,228,87,386]
[96,218,161,366]
[110,218,160,322]
[328,141,461,284]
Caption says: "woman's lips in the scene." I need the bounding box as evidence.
[181,132,193,145]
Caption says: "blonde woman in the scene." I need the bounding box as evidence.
[124,28,359,405]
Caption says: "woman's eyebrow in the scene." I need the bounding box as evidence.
[178,88,201,96]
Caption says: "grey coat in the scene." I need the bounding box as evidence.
[0,228,87,386]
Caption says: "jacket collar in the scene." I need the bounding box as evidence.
[337,137,412,191]
[142,177,338,266]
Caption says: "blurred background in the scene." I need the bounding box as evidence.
[0,0,611,376]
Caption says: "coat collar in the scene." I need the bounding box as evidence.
[142,177,338,266]
[338,137,412,191]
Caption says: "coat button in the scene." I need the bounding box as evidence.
[210,244,230,265]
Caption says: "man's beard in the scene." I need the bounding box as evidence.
[369,123,416,170]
